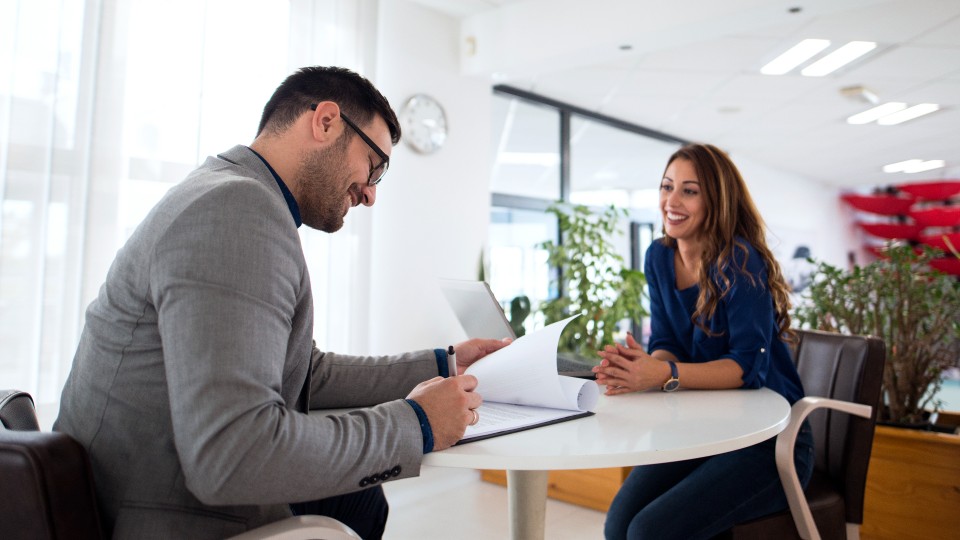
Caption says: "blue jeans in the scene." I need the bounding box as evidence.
[604,422,814,540]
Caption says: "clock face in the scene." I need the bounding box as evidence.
[400,94,448,154]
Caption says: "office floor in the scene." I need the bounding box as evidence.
[382,466,607,539]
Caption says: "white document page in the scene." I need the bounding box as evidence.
[460,315,599,443]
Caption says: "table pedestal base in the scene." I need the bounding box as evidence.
[507,470,548,540]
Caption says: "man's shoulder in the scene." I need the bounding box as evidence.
[174,155,282,214]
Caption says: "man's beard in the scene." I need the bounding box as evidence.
[296,137,355,233]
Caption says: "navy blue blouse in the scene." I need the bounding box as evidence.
[644,239,804,404]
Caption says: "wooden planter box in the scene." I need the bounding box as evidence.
[861,415,960,539]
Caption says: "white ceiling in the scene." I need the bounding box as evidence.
[413,0,960,190]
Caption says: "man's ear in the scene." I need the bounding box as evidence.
[310,101,342,143]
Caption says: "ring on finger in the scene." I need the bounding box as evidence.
[469,409,480,426]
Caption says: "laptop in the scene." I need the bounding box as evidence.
[438,279,595,379]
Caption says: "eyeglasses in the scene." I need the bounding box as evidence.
[311,104,389,186]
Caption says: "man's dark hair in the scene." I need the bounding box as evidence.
[257,66,401,145]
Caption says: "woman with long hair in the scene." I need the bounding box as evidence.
[594,143,813,539]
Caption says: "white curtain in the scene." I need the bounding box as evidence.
[0,0,380,424]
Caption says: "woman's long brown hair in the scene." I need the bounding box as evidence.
[659,143,796,342]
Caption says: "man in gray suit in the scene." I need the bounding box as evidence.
[54,66,508,539]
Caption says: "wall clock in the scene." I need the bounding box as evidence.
[400,94,448,154]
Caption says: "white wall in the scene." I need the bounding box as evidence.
[368,0,492,353]
[734,154,855,268]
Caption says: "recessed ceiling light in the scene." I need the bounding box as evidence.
[876,103,940,125]
[760,39,830,75]
[801,41,876,76]
[847,102,907,124]
[883,159,945,173]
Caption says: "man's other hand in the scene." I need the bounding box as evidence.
[406,375,482,451]
[451,337,512,374]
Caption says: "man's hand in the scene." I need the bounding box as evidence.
[451,337,512,374]
[406,375,482,451]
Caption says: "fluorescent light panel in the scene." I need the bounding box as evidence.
[905,160,945,173]
[801,41,876,77]
[761,39,830,75]
[883,159,946,173]
[883,159,922,173]
[876,103,940,125]
[847,102,906,124]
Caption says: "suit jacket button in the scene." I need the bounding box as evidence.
[379,471,391,482]
[359,477,369,487]
[391,466,402,476]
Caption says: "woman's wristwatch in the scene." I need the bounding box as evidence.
[662,360,680,392]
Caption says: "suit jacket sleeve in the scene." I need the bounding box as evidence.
[307,347,439,409]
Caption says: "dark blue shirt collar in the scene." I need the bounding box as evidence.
[246,147,302,228]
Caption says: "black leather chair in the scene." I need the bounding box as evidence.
[0,390,360,540]
[720,330,886,540]
[0,389,104,540]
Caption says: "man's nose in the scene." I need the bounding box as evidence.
[360,184,377,207]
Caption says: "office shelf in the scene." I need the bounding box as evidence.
[919,232,960,253]
[895,180,960,201]
[858,223,923,240]
[929,257,960,276]
[909,207,960,228]
[841,194,914,215]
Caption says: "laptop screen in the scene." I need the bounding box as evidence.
[438,279,515,340]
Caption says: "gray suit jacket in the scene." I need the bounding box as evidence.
[54,145,438,539]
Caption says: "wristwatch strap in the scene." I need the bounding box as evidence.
[662,360,680,392]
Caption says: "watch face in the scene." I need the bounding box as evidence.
[400,94,447,154]
[663,379,680,392]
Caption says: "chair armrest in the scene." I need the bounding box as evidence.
[226,515,361,540]
[775,396,872,540]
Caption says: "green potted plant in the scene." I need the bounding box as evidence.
[539,203,648,358]
[792,242,960,539]
[792,243,960,425]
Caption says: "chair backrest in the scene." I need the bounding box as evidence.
[0,389,104,540]
[793,330,885,525]
[0,389,41,431]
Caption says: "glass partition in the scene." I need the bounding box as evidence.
[487,86,686,339]
[490,95,561,200]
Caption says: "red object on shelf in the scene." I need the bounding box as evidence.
[895,180,960,201]
[919,232,960,253]
[909,207,960,227]
[840,194,915,215]
[858,223,923,240]
[929,258,960,276]
[865,245,923,259]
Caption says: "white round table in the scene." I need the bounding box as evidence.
[423,387,791,540]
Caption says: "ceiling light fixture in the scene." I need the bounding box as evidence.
[876,103,941,125]
[801,41,876,76]
[760,39,830,75]
[847,102,907,124]
[883,159,946,174]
